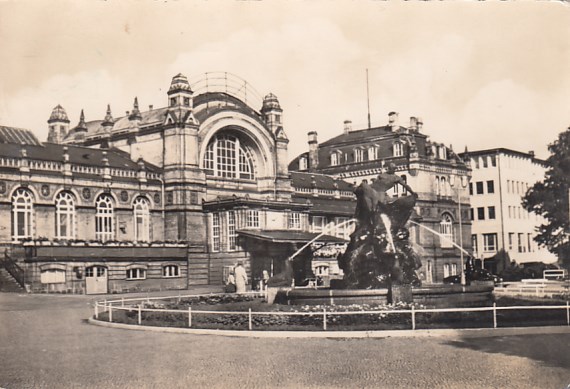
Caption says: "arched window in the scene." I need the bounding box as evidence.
[203,134,255,180]
[368,146,377,161]
[163,265,180,278]
[55,192,75,240]
[133,197,150,242]
[95,195,114,242]
[12,188,34,240]
[439,213,453,248]
[299,156,307,171]
[354,148,364,163]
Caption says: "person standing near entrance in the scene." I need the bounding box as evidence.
[234,261,248,293]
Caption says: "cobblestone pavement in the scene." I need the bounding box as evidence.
[0,292,569,389]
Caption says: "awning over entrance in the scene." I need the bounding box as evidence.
[237,230,347,244]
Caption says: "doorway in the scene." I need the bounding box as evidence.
[85,266,108,294]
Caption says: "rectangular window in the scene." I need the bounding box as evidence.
[476,181,484,195]
[288,212,301,229]
[491,155,496,167]
[312,216,326,233]
[451,263,458,276]
[393,143,404,157]
[488,206,496,220]
[471,234,478,255]
[40,269,65,284]
[212,213,220,252]
[183,97,190,106]
[518,233,525,253]
[330,153,338,166]
[483,233,497,252]
[126,268,146,280]
[354,148,364,163]
[477,207,485,220]
[469,182,473,195]
[469,208,474,221]
[527,233,532,252]
[483,157,488,168]
[443,263,450,278]
[508,233,514,251]
[227,211,237,251]
[473,157,480,169]
[487,180,495,194]
[163,265,180,278]
[246,210,259,228]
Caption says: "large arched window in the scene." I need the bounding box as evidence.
[439,213,454,248]
[12,188,34,240]
[133,197,150,242]
[203,134,255,180]
[95,195,114,242]
[55,192,75,240]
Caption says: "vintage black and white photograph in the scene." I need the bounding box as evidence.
[0,1,569,388]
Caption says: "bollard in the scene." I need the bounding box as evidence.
[109,305,113,323]
[248,308,252,330]
[492,303,497,329]
[323,308,327,331]
[411,305,416,330]
[138,304,142,325]
[188,306,192,328]
[95,302,99,319]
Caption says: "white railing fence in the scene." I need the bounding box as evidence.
[93,293,570,332]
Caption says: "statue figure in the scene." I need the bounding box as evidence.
[339,164,422,290]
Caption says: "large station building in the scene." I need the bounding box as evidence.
[0,73,353,294]
[289,114,472,283]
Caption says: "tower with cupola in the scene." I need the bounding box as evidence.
[47,105,70,144]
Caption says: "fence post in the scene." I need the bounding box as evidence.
[94,302,98,319]
[323,308,327,331]
[109,304,113,323]
[248,308,252,331]
[138,304,142,325]
[188,307,192,328]
[493,303,497,329]
[567,301,569,326]
[411,305,416,330]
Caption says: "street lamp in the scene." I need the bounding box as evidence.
[450,174,468,285]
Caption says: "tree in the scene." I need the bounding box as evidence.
[522,127,570,268]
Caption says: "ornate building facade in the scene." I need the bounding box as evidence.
[289,114,472,283]
[1,73,351,294]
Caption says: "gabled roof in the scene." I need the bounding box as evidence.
[0,126,42,146]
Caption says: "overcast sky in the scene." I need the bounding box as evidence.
[0,1,568,161]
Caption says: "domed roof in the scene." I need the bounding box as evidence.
[48,104,70,123]
[168,73,192,93]
[262,93,281,110]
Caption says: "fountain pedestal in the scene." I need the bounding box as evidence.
[390,284,413,304]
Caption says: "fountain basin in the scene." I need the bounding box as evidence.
[274,282,494,308]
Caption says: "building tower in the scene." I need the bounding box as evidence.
[47,105,70,144]
[261,93,283,135]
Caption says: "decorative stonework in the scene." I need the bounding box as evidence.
[41,184,50,197]
[120,190,129,203]
[0,181,6,195]
[153,193,161,205]
[82,188,91,200]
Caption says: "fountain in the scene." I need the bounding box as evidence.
[269,166,494,307]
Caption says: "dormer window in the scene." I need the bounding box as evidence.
[438,146,447,160]
[299,157,308,170]
[331,153,339,166]
[368,146,378,161]
[393,142,404,157]
[354,148,364,163]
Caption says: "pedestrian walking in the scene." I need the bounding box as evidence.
[234,261,248,293]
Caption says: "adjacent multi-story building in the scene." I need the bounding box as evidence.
[460,148,557,268]
[0,72,353,294]
[290,113,472,283]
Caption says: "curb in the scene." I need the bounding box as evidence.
[88,317,570,339]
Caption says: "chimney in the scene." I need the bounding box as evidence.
[388,112,399,130]
[149,105,153,111]
[409,116,417,131]
[308,131,319,171]
[528,150,535,157]
[416,117,423,132]
[343,120,352,134]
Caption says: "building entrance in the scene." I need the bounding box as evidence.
[85,266,108,294]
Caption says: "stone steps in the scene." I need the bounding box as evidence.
[0,268,25,293]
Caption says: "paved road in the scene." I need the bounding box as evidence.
[0,292,569,389]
